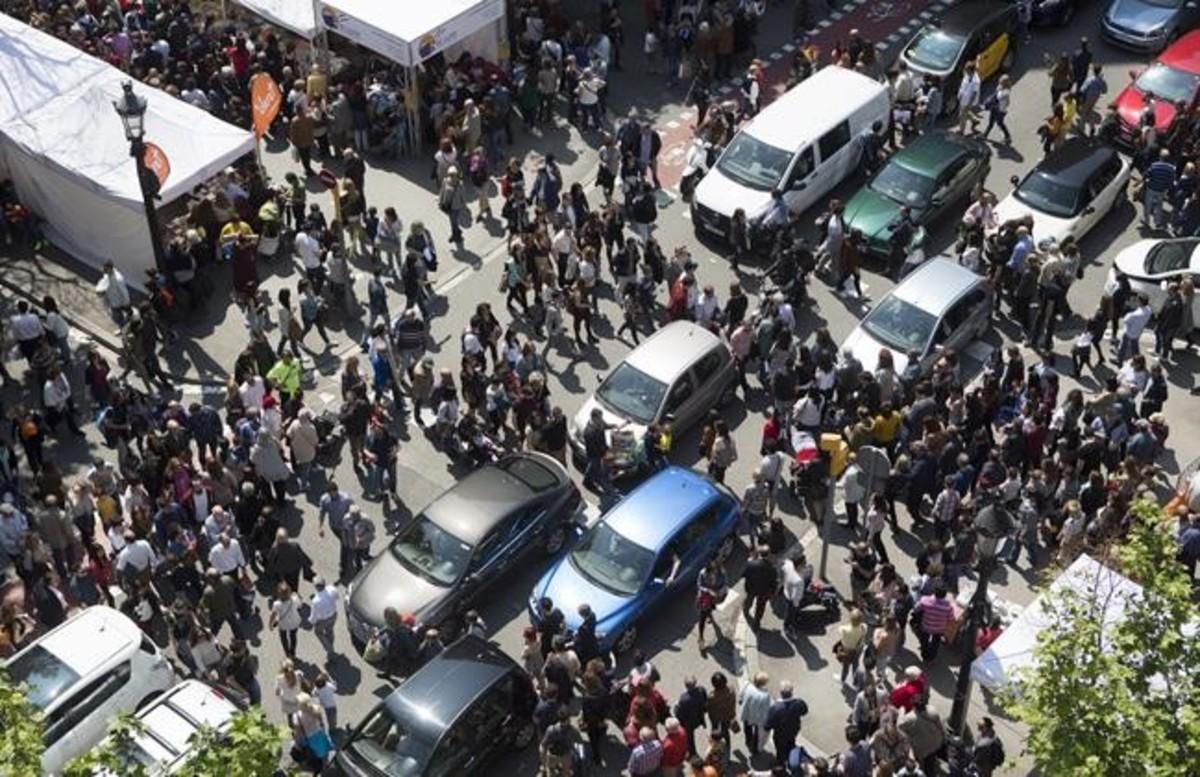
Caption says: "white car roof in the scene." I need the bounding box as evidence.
[743,66,887,152]
[38,606,143,675]
[125,681,239,771]
[624,321,723,381]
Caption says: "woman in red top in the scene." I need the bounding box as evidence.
[660,718,689,775]
[889,666,927,712]
[225,36,251,81]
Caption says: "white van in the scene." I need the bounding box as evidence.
[691,66,891,241]
[2,606,177,774]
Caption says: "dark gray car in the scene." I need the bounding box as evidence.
[335,635,538,777]
[346,453,580,646]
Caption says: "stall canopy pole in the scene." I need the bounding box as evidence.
[311,0,331,74]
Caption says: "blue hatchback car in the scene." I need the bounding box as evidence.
[529,467,740,655]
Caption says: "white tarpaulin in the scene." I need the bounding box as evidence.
[0,13,254,281]
[970,555,1143,691]
[233,0,318,39]
[319,0,504,65]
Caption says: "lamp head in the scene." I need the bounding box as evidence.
[113,80,147,141]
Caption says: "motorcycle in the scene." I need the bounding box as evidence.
[783,578,843,637]
[679,138,715,201]
[895,226,929,280]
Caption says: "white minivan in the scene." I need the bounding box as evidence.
[691,66,891,241]
[2,606,177,773]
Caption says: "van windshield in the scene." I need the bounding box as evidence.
[716,133,791,191]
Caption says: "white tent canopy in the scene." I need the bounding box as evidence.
[0,13,254,282]
[319,0,505,65]
[971,555,1142,691]
[232,0,318,39]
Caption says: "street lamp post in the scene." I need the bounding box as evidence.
[948,503,1015,735]
[113,81,168,274]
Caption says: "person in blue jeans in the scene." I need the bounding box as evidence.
[1143,148,1177,231]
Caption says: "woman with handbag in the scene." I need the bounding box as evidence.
[438,166,469,247]
[695,560,727,650]
[269,581,303,659]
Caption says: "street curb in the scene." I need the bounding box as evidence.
[0,275,219,387]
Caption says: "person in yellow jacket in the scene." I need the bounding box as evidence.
[267,352,303,401]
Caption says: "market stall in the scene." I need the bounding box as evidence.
[319,0,507,151]
[0,13,254,283]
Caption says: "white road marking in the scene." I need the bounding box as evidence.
[887,32,900,42]
[875,42,889,51]
[818,19,833,28]
[782,42,796,52]
[830,11,844,20]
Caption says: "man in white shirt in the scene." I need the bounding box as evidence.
[1117,293,1152,363]
[202,506,235,544]
[957,60,982,134]
[117,532,156,583]
[209,532,247,576]
[294,223,324,287]
[95,262,132,324]
[8,300,45,362]
[575,69,605,131]
[308,577,341,656]
[43,366,83,436]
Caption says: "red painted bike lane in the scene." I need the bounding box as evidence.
[656,0,944,189]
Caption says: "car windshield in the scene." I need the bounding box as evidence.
[595,363,667,425]
[497,456,558,492]
[1014,170,1079,218]
[860,295,938,355]
[870,162,935,206]
[569,521,656,597]
[1135,63,1200,105]
[715,132,792,191]
[1146,240,1199,275]
[347,708,432,777]
[905,28,963,71]
[4,646,80,710]
[390,515,473,586]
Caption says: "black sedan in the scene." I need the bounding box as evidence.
[345,453,581,647]
[336,635,538,776]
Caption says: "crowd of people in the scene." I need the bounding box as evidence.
[3,1,1200,777]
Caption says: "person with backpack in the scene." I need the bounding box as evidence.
[438,166,469,247]
[467,145,493,222]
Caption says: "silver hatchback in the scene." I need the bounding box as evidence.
[571,321,736,457]
[840,257,992,375]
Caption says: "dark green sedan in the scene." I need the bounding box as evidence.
[843,132,991,261]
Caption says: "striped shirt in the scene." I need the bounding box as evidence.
[918,594,954,636]
[1145,161,1177,193]
[627,740,664,775]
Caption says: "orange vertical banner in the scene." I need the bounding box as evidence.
[250,73,283,139]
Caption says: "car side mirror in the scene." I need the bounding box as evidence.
[1009,174,1020,187]
[463,573,479,587]
[791,179,807,191]
[650,577,667,588]
[1129,68,1139,81]
[1084,206,1096,215]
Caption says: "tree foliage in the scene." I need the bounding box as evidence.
[1006,499,1200,776]
[0,668,44,777]
[0,669,285,777]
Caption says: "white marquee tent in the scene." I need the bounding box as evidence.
[0,13,254,281]
[232,0,506,65]
[232,0,318,39]
[319,0,505,66]
[970,554,1143,691]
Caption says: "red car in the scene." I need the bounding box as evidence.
[1114,29,1200,148]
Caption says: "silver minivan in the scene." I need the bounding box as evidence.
[571,321,736,457]
[840,257,992,375]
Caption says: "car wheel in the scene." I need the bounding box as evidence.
[544,525,568,555]
[614,625,638,654]
[511,719,537,750]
